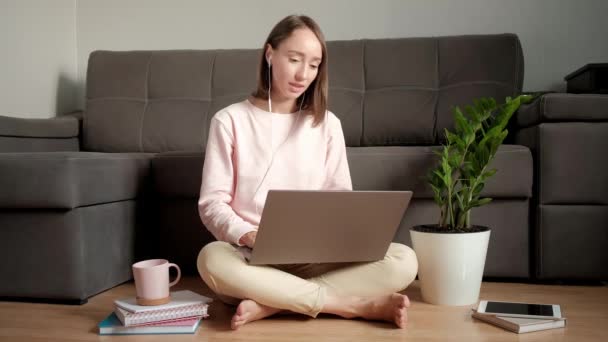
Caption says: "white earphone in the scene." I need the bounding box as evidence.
[252,82,305,216]
[267,55,272,112]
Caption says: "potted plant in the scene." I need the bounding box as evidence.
[410,94,533,306]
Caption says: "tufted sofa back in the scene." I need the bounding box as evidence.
[83,34,523,152]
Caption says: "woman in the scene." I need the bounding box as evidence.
[197,14,418,330]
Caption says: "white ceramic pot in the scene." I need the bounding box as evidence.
[410,226,491,306]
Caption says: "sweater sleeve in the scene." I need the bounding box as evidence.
[198,116,257,245]
[323,115,353,191]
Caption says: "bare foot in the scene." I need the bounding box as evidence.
[360,293,411,328]
[231,299,281,330]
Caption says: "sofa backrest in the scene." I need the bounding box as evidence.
[83,34,523,152]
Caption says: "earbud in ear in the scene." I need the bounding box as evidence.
[267,56,272,66]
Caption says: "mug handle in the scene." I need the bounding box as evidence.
[168,263,181,287]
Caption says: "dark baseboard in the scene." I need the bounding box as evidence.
[0,296,88,305]
[483,276,606,286]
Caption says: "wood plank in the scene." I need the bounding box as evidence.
[0,277,606,341]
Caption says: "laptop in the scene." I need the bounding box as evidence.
[243,190,412,265]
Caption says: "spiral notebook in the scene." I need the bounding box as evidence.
[113,290,212,326]
[115,304,209,326]
[114,290,212,313]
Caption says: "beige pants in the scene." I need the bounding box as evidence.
[197,241,418,318]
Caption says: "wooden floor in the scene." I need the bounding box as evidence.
[1,277,607,341]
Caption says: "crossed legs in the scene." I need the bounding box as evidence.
[231,291,411,329]
[197,241,418,329]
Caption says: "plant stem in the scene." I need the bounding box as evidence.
[447,186,454,228]
[449,144,472,229]
[465,163,489,228]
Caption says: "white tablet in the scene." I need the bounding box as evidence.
[477,300,562,319]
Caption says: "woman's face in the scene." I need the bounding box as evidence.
[267,28,322,104]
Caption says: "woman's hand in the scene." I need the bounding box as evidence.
[238,231,257,248]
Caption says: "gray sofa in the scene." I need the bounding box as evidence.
[514,94,608,279]
[1,33,605,303]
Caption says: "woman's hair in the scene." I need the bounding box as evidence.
[252,15,328,126]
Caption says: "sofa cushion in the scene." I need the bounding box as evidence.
[0,152,153,209]
[152,151,204,198]
[517,93,608,128]
[516,122,608,204]
[83,50,254,153]
[152,145,531,200]
[362,38,437,146]
[393,198,530,278]
[536,204,608,279]
[436,35,523,141]
[0,115,79,138]
[0,201,138,300]
[0,115,80,153]
[348,145,532,198]
[0,137,79,153]
[327,40,364,147]
[83,34,523,153]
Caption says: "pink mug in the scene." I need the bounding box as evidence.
[132,259,181,306]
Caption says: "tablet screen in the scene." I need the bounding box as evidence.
[486,302,554,316]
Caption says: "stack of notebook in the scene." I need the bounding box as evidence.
[98,290,212,335]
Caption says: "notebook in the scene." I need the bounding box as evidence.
[246,190,412,265]
[98,313,202,335]
[113,290,211,326]
[114,304,209,326]
[114,290,212,313]
[472,310,566,334]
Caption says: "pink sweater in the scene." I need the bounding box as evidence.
[198,99,352,245]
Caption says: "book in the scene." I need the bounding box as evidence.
[98,312,202,335]
[114,289,212,313]
[134,315,205,327]
[114,304,208,327]
[114,304,209,326]
[113,289,212,326]
[472,310,566,334]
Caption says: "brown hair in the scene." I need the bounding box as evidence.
[252,15,328,126]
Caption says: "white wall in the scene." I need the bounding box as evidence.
[76,0,608,101]
[0,0,77,118]
[2,0,608,118]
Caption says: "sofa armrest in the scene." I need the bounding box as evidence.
[512,93,608,280]
[0,111,82,152]
[515,93,608,128]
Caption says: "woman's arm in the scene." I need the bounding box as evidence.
[198,117,257,246]
[238,231,257,248]
[323,115,353,191]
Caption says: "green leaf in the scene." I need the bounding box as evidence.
[432,170,447,186]
[472,182,485,196]
[482,169,497,179]
[446,131,463,147]
[454,192,465,211]
[453,107,468,134]
[428,95,529,229]
[464,132,475,146]
[470,197,493,208]
[466,104,480,124]
[520,94,535,104]
[430,183,442,194]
